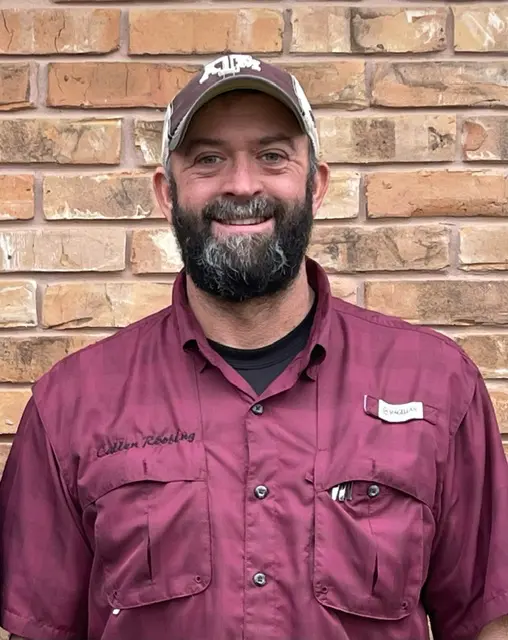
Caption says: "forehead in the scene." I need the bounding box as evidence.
[183,91,303,141]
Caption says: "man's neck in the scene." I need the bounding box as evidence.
[185,264,315,350]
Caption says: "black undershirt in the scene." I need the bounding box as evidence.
[208,297,317,395]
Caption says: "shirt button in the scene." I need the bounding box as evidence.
[253,572,267,587]
[251,403,264,415]
[254,485,269,499]
[367,484,380,498]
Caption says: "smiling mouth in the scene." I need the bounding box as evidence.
[214,217,272,226]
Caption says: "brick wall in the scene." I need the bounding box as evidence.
[1,0,508,471]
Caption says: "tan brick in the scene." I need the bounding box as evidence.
[0,336,102,383]
[456,335,508,379]
[366,171,508,218]
[42,282,172,329]
[0,281,37,328]
[129,9,283,55]
[0,63,33,111]
[0,229,125,272]
[131,229,183,275]
[0,389,31,434]
[365,281,508,325]
[317,115,456,164]
[291,7,350,53]
[0,119,121,165]
[462,117,508,162]
[281,61,366,110]
[309,225,449,273]
[352,8,447,53]
[487,387,508,433]
[454,6,508,52]
[372,62,508,108]
[43,173,161,220]
[0,9,119,54]
[48,63,197,109]
[0,175,34,221]
[134,120,163,167]
[318,171,360,220]
[328,277,358,305]
[0,444,11,479]
[459,226,508,271]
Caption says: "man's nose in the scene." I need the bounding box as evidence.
[221,156,263,199]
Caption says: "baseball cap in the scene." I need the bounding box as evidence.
[161,54,320,168]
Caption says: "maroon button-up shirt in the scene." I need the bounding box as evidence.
[1,259,508,640]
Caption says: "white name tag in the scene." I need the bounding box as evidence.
[377,399,424,423]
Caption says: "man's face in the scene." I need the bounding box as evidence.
[154,91,328,302]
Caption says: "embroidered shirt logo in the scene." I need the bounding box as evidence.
[96,430,196,458]
[199,54,261,84]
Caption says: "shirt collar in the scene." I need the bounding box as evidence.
[171,257,332,369]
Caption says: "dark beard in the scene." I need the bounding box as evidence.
[170,176,314,302]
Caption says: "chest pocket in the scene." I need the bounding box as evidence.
[309,448,436,621]
[78,444,211,610]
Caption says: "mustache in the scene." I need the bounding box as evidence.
[202,196,284,223]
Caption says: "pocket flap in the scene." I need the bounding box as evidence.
[315,452,434,508]
[79,445,205,507]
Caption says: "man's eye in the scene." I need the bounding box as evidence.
[261,151,285,164]
[195,154,223,165]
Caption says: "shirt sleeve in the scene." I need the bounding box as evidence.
[0,397,92,640]
[423,371,508,640]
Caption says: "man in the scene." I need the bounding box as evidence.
[0,54,507,640]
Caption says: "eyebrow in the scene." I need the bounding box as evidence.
[182,134,297,155]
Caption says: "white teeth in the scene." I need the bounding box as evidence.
[222,218,266,226]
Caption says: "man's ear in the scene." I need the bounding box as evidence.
[153,166,172,223]
[311,161,330,219]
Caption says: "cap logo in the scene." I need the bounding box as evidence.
[199,54,261,85]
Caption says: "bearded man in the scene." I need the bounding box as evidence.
[1,54,508,640]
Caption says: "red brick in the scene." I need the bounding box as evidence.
[0,9,119,54]
[290,7,350,53]
[0,336,104,383]
[131,229,183,275]
[0,229,125,272]
[318,171,360,220]
[0,175,34,221]
[0,281,37,328]
[366,171,508,218]
[454,6,508,52]
[365,281,508,325]
[134,120,163,167]
[281,62,367,109]
[328,277,358,305]
[0,389,31,434]
[48,63,197,109]
[0,63,33,111]
[462,117,508,162]
[0,119,121,165]
[42,282,172,329]
[459,226,508,271]
[0,444,11,480]
[43,173,161,220]
[129,9,283,55]
[317,114,456,164]
[352,8,447,53]
[309,224,449,273]
[488,387,508,433]
[372,62,508,107]
[456,335,508,379]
